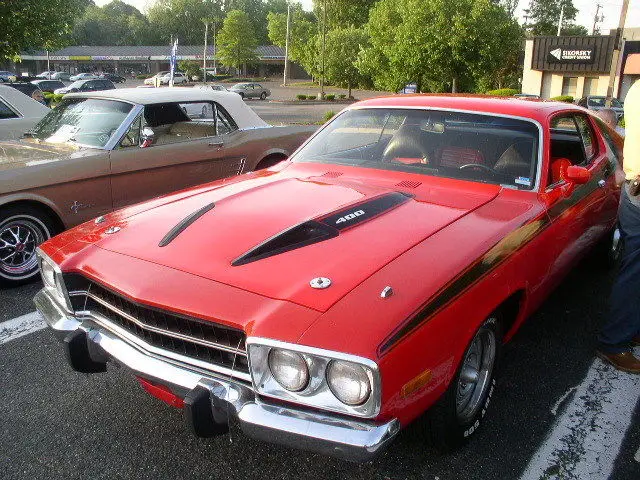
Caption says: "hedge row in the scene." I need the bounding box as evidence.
[550,95,574,103]
[485,88,519,96]
[295,93,347,101]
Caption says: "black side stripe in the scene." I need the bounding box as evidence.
[378,169,609,355]
[158,202,216,247]
[378,215,550,354]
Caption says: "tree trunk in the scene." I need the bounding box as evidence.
[348,79,352,99]
[452,77,457,93]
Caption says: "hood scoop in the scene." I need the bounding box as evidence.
[232,191,411,266]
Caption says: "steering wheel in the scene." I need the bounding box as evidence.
[459,163,499,175]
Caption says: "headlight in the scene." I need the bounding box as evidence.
[248,339,380,418]
[37,249,71,311]
[268,349,309,392]
[326,360,371,406]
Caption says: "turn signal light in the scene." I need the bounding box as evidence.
[137,377,185,408]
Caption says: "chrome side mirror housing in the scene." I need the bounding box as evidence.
[140,127,155,148]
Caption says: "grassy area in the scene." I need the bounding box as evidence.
[287,81,336,88]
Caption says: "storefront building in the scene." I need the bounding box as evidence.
[10,45,308,79]
[521,28,640,101]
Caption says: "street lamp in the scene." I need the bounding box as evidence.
[284,2,291,86]
[202,18,210,83]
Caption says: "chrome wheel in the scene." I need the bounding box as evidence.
[456,323,497,424]
[0,216,49,280]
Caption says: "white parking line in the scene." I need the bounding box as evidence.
[520,358,640,479]
[0,311,46,345]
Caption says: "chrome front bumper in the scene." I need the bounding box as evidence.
[34,289,399,462]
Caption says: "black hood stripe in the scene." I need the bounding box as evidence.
[232,192,412,266]
[158,202,216,247]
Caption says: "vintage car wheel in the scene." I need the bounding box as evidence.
[260,92,267,100]
[427,316,502,450]
[0,206,55,286]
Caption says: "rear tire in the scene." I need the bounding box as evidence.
[0,205,57,287]
[260,92,267,100]
[426,316,502,451]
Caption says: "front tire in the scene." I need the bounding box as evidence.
[426,316,501,450]
[260,92,267,100]
[0,206,56,287]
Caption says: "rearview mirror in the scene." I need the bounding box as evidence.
[565,165,590,185]
[140,127,155,148]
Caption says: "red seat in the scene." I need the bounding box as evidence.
[438,147,485,168]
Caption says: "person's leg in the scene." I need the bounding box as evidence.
[599,185,640,354]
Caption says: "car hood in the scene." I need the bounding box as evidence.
[0,139,82,171]
[91,170,501,312]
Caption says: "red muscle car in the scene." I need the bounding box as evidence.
[34,96,623,461]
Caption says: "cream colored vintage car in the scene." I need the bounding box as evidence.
[0,88,315,286]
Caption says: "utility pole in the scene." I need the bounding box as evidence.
[203,19,209,83]
[591,4,603,35]
[284,2,291,86]
[557,4,564,36]
[606,0,630,98]
[319,0,327,99]
[213,18,219,75]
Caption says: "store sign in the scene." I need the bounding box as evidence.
[547,46,595,63]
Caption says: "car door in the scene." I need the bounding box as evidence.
[542,112,615,281]
[0,97,32,140]
[108,101,248,208]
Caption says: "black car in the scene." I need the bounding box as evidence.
[7,82,46,105]
[31,79,66,94]
[100,73,126,83]
[54,78,116,95]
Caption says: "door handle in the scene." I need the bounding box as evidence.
[598,179,606,188]
[208,141,224,148]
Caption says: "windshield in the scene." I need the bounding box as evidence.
[29,98,133,148]
[588,97,622,108]
[293,108,540,189]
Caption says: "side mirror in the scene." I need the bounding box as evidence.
[140,127,155,148]
[565,165,590,185]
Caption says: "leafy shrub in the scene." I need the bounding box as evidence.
[338,94,346,99]
[44,92,65,107]
[619,117,625,128]
[550,95,574,103]
[178,60,201,81]
[136,74,153,80]
[325,94,335,101]
[296,94,307,100]
[323,110,336,122]
[486,88,519,96]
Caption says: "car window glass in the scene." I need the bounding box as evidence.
[215,106,236,135]
[119,115,141,148]
[594,117,622,164]
[179,102,214,121]
[574,115,597,162]
[550,115,587,168]
[0,99,18,119]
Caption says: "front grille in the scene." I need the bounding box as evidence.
[66,275,249,379]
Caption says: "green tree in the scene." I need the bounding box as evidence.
[312,0,376,29]
[147,0,224,45]
[267,7,319,77]
[526,0,585,36]
[323,26,368,97]
[217,10,258,74]
[0,0,88,59]
[72,1,153,46]
[357,0,523,93]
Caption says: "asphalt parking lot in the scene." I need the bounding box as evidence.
[1,256,639,480]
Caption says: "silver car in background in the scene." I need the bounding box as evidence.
[229,83,271,100]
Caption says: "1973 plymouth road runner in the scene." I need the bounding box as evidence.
[35,96,623,461]
[0,88,314,285]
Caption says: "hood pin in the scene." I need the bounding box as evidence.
[104,226,121,235]
[380,286,394,298]
[310,277,332,289]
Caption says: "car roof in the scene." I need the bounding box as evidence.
[351,94,584,124]
[67,87,242,105]
[0,84,50,116]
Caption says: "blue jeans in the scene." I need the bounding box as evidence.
[599,184,640,354]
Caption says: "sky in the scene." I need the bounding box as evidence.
[94,0,638,33]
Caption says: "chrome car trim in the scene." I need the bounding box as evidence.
[81,290,246,356]
[35,289,398,462]
[290,106,545,192]
[75,307,252,382]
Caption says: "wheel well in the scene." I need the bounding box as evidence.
[255,153,288,170]
[494,290,525,340]
[1,200,65,234]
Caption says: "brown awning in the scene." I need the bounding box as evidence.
[624,53,640,74]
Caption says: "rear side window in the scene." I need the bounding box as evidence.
[550,114,597,165]
[0,99,18,119]
[574,116,597,162]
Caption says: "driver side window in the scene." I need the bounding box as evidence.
[119,115,141,148]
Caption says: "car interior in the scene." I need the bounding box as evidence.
[548,115,595,185]
[299,110,540,189]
